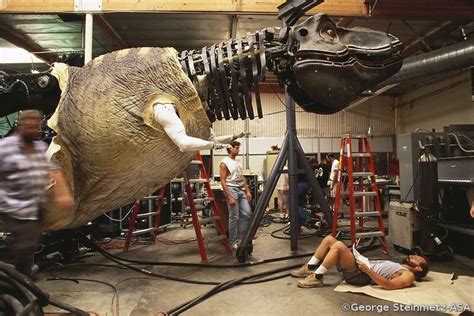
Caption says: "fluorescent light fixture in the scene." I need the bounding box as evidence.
[0,47,45,64]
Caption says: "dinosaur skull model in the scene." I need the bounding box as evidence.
[0,13,403,231]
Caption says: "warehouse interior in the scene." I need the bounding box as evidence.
[0,0,473,315]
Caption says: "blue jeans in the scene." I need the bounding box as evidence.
[227,186,252,246]
[296,181,310,230]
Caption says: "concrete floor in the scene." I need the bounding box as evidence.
[37,221,474,316]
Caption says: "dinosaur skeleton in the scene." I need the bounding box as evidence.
[178,30,274,121]
[0,9,404,230]
[178,13,403,121]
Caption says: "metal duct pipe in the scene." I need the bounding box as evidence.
[381,38,474,86]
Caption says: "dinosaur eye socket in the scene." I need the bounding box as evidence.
[298,28,309,37]
[320,23,338,42]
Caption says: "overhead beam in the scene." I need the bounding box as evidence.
[0,23,53,63]
[402,21,467,57]
[2,0,473,20]
[0,0,367,16]
[371,0,473,20]
[94,15,128,50]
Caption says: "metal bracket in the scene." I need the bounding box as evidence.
[364,0,378,18]
[74,0,102,12]
[277,0,324,27]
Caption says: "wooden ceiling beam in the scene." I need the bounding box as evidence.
[0,23,53,63]
[2,1,471,19]
[370,0,473,20]
[0,0,367,16]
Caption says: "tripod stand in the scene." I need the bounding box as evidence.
[235,90,333,262]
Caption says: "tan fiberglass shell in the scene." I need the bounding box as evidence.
[44,47,211,231]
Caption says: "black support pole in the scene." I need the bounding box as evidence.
[285,89,299,251]
[236,0,330,262]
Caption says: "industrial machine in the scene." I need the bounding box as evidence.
[395,126,474,258]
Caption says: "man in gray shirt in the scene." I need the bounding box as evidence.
[0,110,72,276]
[291,235,429,290]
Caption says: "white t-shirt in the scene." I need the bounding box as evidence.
[221,156,245,187]
[278,167,289,192]
[328,159,339,185]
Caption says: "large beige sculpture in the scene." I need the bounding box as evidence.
[44,47,230,231]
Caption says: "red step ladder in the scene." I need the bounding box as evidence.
[332,134,387,253]
[124,153,231,262]
[183,153,232,262]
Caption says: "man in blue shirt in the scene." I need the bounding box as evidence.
[0,110,72,276]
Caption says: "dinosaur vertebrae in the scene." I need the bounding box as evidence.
[179,30,274,122]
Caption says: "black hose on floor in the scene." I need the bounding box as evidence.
[0,262,89,316]
[166,263,302,315]
[47,277,119,316]
[270,223,328,239]
[78,231,312,269]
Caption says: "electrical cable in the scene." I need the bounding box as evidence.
[102,204,135,222]
[46,234,316,314]
[259,213,274,227]
[267,81,306,113]
[78,231,312,270]
[270,223,325,239]
[111,271,293,316]
[0,262,89,316]
[51,263,129,273]
[0,79,31,106]
[47,277,119,316]
[166,262,302,315]
[448,132,474,153]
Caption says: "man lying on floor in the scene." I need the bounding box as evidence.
[291,235,429,290]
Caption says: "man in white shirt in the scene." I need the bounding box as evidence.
[219,140,252,249]
[277,166,289,219]
[326,153,339,207]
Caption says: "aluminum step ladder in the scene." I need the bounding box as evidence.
[124,186,167,251]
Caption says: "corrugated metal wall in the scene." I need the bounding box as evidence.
[212,93,396,137]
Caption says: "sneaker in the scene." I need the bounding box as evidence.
[297,272,323,288]
[231,243,239,250]
[290,263,313,278]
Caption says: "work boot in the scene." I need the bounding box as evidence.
[290,263,313,278]
[297,272,323,288]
